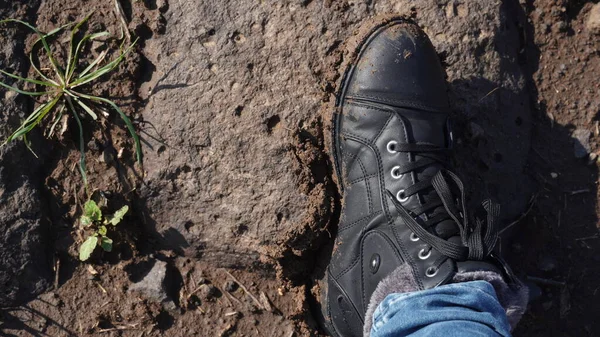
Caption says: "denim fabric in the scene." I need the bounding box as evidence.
[371,280,512,337]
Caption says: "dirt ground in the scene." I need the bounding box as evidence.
[1,0,599,336]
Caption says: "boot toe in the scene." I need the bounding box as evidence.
[345,21,449,110]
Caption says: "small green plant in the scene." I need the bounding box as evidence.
[0,15,141,186]
[79,199,129,261]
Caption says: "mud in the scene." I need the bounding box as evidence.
[0,0,599,336]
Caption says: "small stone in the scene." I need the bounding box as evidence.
[538,256,557,272]
[223,280,238,292]
[572,129,592,158]
[588,152,598,165]
[198,284,217,300]
[129,260,175,309]
[586,3,600,34]
[550,172,558,179]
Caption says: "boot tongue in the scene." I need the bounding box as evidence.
[402,111,448,148]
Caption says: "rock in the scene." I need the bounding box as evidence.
[538,256,557,272]
[550,172,558,179]
[586,3,600,34]
[572,129,592,158]
[223,280,238,293]
[128,260,175,309]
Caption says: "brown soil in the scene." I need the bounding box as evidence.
[511,1,600,336]
[1,0,599,336]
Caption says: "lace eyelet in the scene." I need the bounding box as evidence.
[386,141,398,154]
[409,233,419,242]
[396,189,409,202]
[391,166,403,179]
[370,254,381,274]
[418,248,431,260]
[426,267,438,277]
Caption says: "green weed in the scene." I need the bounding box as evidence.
[0,15,141,186]
[78,199,128,261]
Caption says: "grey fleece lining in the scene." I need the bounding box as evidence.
[453,271,529,330]
[363,266,529,337]
[363,264,418,337]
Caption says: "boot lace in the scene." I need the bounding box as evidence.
[386,142,500,273]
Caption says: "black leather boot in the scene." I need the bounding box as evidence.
[319,18,528,337]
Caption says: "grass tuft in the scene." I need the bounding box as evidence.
[0,15,141,187]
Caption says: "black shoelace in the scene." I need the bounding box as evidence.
[386,142,500,272]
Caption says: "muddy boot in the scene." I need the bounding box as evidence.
[318,18,528,337]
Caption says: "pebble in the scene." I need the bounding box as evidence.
[588,152,598,165]
[550,172,558,179]
[572,129,592,158]
[223,280,238,292]
[128,260,175,309]
[586,3,600,34]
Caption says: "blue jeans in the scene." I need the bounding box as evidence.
[371,281,512,337]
